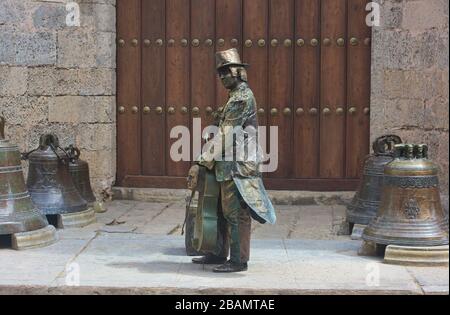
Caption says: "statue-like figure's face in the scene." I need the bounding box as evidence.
[218,67,240,90]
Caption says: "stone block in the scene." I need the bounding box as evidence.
[374,30,445,70]
[383,70,435,100]
[96,32,116,68]
[0,66,28,96]
[76,123,115,151]
[403,0,449,31]
[379,0,403,29]
[0,31,16,65]
[26,67,58,96]
[435,33,449,70]
[0,0,26,27]
[424,97,449,130]
[48,96,115,123]
[32,2,66,30]
[57,29,97,68]
[80,3,116,32]
[369,96,386,139]
[15,32,57,66]
[80,150,115,179]
[383,98,425,128]
[28,68,115,96]
[0,96,48,127]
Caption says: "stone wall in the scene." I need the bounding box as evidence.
[371,0,449,203]
[0,0,117,199]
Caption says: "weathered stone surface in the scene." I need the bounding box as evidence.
[383,70,435,100]
[32,2,66,30]
[57,29,97,68]
[96,32,116,68]
[48,96,115,123]
[371,0,449,196]
[0,67,28,96]
[424,97,449,130]
[81,150,115,179]
[16,32,57,66]
[378,0,403,29]
[80,3,116,32]
[0,31,17,65]
[383,98,425,128]
[0,96,48,127]
[76,124,115,151]
[403,0,448,31]
[27,67,115,96]
[0,0,117,197]
[0,1,26,27]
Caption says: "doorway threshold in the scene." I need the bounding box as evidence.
[112,187,355,206]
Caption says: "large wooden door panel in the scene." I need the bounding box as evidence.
[141,0,166,176]
[166,0,190,177]
[117,0,141,183]
[294,0,321,178]
[320,0,347,178]
[268,0,294,179]
[117,0,371,191]
[346,0,371,178]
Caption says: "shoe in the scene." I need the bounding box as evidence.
[213,260,248,273]
[192,254,228,265]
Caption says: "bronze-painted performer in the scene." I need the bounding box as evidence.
[189,48,276,273]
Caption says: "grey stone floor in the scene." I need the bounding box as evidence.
[0,200,448,295]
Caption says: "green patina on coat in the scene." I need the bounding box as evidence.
[199,82,276,225]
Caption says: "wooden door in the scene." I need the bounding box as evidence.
[117,0,371,191]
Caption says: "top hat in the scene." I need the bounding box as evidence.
[215,48,249,70]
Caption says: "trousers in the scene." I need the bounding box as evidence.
[214,180,252,264]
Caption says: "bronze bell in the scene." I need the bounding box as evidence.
[24,134,92,227]
[0,118,57,249]
[347,135,402,226]
[362,143,449,247]
[66,145,107,213]
[66,145,96,205]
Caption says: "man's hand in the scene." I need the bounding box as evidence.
[187,164,200,190]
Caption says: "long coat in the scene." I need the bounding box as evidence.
[198,82,276,225]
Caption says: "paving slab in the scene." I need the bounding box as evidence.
[406,266,449,295]
[0,238,91,287]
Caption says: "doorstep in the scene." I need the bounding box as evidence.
[112,187,355,206]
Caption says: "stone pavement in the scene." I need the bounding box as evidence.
[0,200,448,295]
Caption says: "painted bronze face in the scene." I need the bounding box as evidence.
[218,66,240,90]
